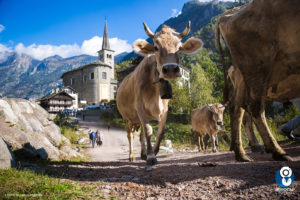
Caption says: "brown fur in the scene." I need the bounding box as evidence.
[117,23,203,164]
[216,0,300,161]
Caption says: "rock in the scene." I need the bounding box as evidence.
[146,166,153,172]
[60,146,82,159]
[122,175,134,180]
[159,146,173,153]
[78,137,89,144]
[0,98,81,161]
[0,137,16,169]
[164,140,172,148]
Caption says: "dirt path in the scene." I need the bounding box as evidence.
[78,116,141,162]
[45,116,300,199]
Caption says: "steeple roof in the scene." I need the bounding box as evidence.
[102,20,110,50]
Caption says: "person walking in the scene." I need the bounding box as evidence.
[91,130,97,148]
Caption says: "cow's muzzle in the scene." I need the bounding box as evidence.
[217,120,223,126]
[161,63,181,79]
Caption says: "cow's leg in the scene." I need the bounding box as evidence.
[210,133,217,153]
[198,135,202,152]
[126,125,135,162]
[243,112,265,153]
[153,111,168,155]
[251,110,292,161]
[137,106,157,165]
[215,133,219,151]
[139,128,147,160]
[143,123,157,165]
[204,134,209,151]
[230,105,251,162]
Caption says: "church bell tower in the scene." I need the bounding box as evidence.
[98,19,115,79]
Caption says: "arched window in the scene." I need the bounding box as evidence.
[102,72,107,79]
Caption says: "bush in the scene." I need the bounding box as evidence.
[60,126,79,144]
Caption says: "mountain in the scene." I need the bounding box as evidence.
[122,0,232,62]
[115,52,129,64]
[0,53,99,100]
[0,0,232,100]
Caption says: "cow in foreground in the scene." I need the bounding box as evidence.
[191,103,225,153]
[117,22,203,165]
[216,0,300,161]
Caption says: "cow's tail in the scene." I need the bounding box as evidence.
[215,22,229,104]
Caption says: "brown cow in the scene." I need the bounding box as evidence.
[117,22,203,165]
[216,0,300,161]
[228,66,265,153]
[191,103,225,153]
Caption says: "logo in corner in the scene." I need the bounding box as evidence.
[275,166,294,187]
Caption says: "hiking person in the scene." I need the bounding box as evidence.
[91,130,97,148]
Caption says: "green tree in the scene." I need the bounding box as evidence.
[190,63,216,110]
[169,81,190,114]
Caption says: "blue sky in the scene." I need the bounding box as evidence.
[0,0,231,60]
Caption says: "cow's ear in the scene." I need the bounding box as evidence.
[180,37,203,55]
[133,39,155,56]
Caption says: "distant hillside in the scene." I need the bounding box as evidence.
[0,53,98,100]
[122,0,232,62]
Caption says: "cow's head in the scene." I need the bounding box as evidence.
[133,21,203,80]
[207,103,226,128]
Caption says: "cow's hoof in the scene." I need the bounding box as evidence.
[147,157,158,165]
[212,149,217,153]
[251,145,265,153]
[129,157,136,162]
[235,154,252,162]
[272,152,293,161]
[141,153,147,161]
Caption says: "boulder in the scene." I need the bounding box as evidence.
[0,98,82,161]
[159,146,173,153]
[78,137,89,144]
[164,140,172,149]
[0,137,16,169]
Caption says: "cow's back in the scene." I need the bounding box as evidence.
[116,71,138,123]
[219,0,300,102]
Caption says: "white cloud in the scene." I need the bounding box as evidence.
[0,24,5,33]
[171,9,181,18]
[0,36,133,60]
[0,43,12,61]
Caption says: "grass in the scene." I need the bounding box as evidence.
[0,168,109,200]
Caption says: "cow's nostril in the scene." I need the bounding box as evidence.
[162,67,168,74]
[174,66,179,73]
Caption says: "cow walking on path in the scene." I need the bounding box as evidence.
[191,103,225,153]
[117,21,203,165]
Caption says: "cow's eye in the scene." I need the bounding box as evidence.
[154,46,159,51]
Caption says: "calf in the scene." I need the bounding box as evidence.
[191,103,225,152]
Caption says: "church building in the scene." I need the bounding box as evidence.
[61,20,118,105]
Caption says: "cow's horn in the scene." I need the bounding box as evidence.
[180,21,191,38]
[143,22,155,38]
